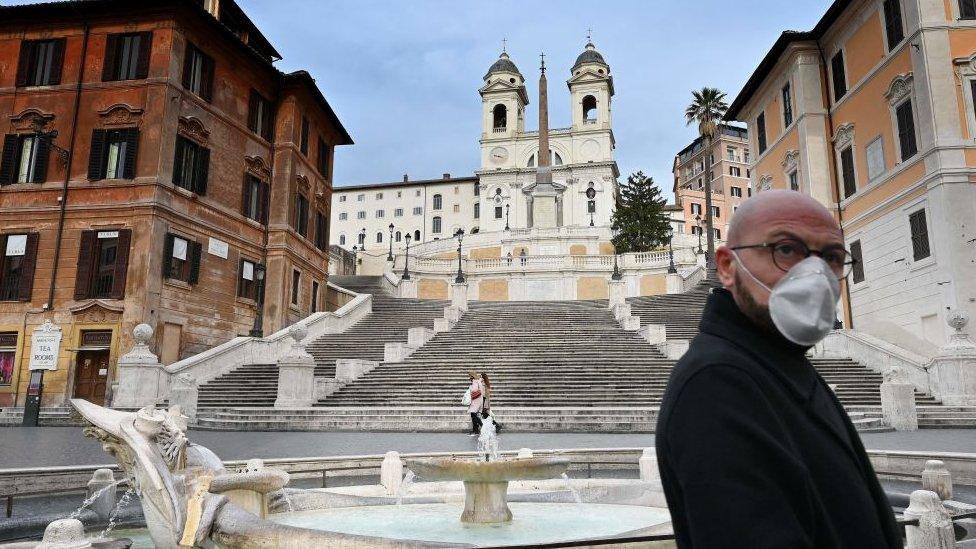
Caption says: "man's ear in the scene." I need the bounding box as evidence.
[715,246,736,289]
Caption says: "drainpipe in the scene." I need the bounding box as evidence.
[46,17,90,310]
[817,40,854,330]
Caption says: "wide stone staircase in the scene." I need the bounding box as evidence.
[192,275,971,432]
[194,276,448,408]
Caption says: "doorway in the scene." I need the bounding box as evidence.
[73,350,109,405]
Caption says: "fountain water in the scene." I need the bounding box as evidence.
[95,486,136,539]
[66,479,126,520]
[477,416,499,462]
[560,473,583,504]
[395,470,416,506]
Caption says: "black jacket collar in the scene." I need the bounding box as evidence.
[699,288,817,402]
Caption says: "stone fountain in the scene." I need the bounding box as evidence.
[406,456,569,523]
[64,399,667,548]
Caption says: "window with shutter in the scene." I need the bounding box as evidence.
[294,194,309,237]
[109,229,131,299]
[756,112,767,154]
[300,116,310,155]
[164,234,198,283]
[248,90,274,141]
[188,241,202,285]
[102,129,139,180]
[850,240,865,283]
[1,135,18,185]
[88,129,108,180]
[173,136,209,194]
[908,209,930,261]
[74,230,97,300]
[1,233,38,302]
[317,138,329,175]
[17,39,65,87]
[291,270,301,305]
[961,0,976,19]
[781,83,793,127]
[242,174,261,221]
[840,146,857,198]
[896,100,918,161]
[238,259,258,300]
[831,51,847,102]
[311,281,319,313]
[315,211,327,251]
[103,32,152,81]
[183,44,214,101]
[883,0,905,50]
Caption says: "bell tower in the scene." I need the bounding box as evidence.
[479,48,529,142]
[567,39,614,132]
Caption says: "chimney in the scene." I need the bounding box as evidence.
[443,173,451,179]
[403,174,408,182]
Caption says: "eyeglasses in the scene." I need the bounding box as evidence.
[730,238,857,280]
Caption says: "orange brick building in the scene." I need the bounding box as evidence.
[0,0,352,408]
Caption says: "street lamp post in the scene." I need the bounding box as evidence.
[402,234,412,280]
[454,228,466,283]
[248,264,267,337]
[387,223,394,261]
[667,225,677,274]
[694,214,704,255]
[504,203,510,231]
[611,227,622,281]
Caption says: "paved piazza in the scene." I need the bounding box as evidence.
[0,427,973,469]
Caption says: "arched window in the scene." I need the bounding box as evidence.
[376,232,383,243]
[471,227,480,234]
[432,216,442,234]
[357,232,366,245]
[433,194,443,210]
[582,95,597,121]
[527,150,563,167]
[414,230,421,241]
[395,231,402,242]
[492,104,507,129]
[339,234,346,245]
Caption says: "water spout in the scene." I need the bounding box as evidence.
[395,471,415,506]
[477,417,499,462]
[66,477,127,520]
[560,473,582,504]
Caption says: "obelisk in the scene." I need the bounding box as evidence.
[531,52,559,228]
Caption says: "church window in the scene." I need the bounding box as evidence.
[474,203,480,218]
[492,104,507,130]
[376,232,383,244]
[582,95,597,122]
[414,230,421,241]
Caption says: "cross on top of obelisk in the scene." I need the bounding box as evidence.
[540,51,545,73]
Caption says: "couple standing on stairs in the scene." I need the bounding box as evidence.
[465,371,492,436]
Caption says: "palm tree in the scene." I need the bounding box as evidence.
[685,87,728,279]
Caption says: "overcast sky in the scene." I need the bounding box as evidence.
[7,0,834,200]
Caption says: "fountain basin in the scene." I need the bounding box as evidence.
[406,457,570,524]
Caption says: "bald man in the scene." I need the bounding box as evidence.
[655,191,901,548]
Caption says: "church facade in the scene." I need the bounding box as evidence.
[330,42,620,251]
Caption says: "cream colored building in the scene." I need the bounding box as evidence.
[329,174,479,252]
[331,41,620,253]
[476,43,619,232]
[726,0,976,351]
[672,124,752,241]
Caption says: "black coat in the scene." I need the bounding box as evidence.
[656,289,902,548]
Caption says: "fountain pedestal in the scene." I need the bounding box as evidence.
[406,457,570,524]
[462,481,513,523]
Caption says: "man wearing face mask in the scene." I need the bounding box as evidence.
[655,190,901,548]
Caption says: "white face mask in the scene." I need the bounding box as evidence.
[732,254,841,346]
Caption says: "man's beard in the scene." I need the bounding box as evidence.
[734,270,777,334]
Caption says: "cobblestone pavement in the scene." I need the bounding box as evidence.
[1,427,974,468]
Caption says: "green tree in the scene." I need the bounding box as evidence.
[684,87,728,276]
[610,171,670,253]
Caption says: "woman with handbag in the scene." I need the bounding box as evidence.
[466,370,485,436]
